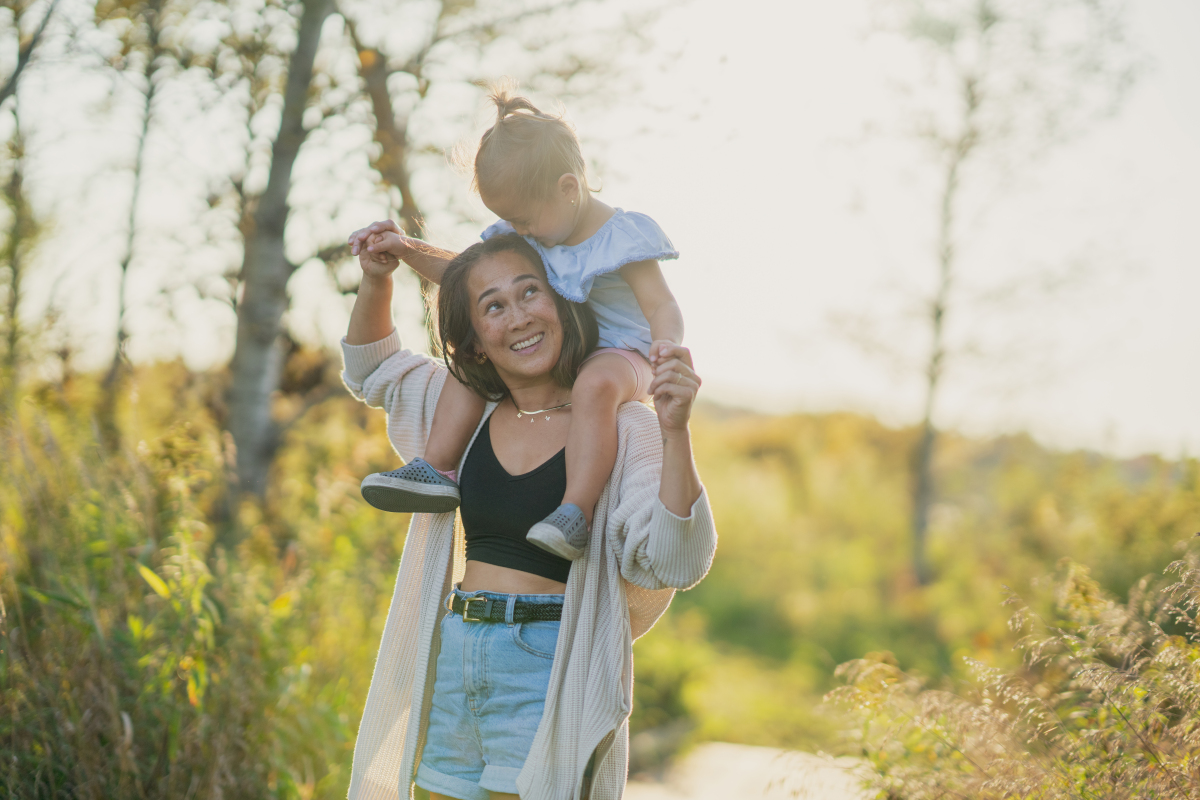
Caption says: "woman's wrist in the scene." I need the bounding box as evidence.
[658,427,701,516]
[660,422,690,441]
[360,271,395,291]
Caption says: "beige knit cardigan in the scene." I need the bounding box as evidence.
[341,330,717,800]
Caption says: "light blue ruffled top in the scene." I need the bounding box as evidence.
[481,209,679,357]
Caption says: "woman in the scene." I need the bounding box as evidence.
[342,229,715,800]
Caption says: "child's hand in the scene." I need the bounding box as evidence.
[368,230,412,259]
[348,220,414,259]
[648,339,681,372]
[349,223,400,280]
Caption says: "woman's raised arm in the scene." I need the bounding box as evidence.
[647,344,703,515]
[347,272,395,346]
[342,225,448,463]
[346,223,403,344]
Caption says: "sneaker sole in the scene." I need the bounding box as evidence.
[527,522,585,561]
[360,475,460,514]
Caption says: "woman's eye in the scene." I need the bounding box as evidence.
[486,301,501,312]
[524,285,537,298]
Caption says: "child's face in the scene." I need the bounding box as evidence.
[482,177,579,248]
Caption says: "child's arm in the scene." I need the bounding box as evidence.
[620,259,685,369]
[348,220,457,285]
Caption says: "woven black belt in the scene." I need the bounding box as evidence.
[450,595,563,623]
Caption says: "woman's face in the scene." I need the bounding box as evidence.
[467,250,564,387]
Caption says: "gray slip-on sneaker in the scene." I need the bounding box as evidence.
[526,503,589,561]
[360,458,460,513]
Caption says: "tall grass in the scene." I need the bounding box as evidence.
[830,556,1200,798]
[3,363,1198,794]
[1,365,404,799]
[653,410,1200,753]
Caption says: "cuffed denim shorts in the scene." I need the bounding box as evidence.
[415,588,562,800]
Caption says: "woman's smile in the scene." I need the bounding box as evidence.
[510,332,544,352]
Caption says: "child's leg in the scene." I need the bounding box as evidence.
[424,373,487,474]
[526,349,650,558]
[562,352,643,528]
[359,372,483,513]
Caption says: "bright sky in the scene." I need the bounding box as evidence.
[585,0,1200,459]
[16,0,1200,459]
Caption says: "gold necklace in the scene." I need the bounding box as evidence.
[515,401,572,422]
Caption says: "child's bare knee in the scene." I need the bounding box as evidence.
[575,360,629,405]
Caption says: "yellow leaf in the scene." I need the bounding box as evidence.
[270,593,292,615]
[187,674,199,707]
[136,564,170,599]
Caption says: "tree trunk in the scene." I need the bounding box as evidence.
[2,109,33,420]
[227,0,332,497]
[352,41,424,238]
[911,143,964,586]
[0,0,62,109]
[98,34,158,446]
[349,29,437,342]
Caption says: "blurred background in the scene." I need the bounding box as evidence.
[2,0,1197,797]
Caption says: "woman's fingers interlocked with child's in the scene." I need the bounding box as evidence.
[348,219,408,258]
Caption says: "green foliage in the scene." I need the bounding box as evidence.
[3,366,1197,793]
[829,557,1200,798]
[629,406,1200,753]
[1,364,406,799]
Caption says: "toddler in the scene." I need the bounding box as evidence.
[352,86,684,562]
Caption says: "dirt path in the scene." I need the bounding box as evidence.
[625,742,871,800]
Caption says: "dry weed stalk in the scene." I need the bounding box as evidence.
[828,555,1200,799]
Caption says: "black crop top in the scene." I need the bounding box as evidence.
[459,415,573,583]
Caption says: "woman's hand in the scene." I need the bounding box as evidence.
[349,220,410,280]
[345,221,408,345]
[348,220,458,286]
[648,344,700,435]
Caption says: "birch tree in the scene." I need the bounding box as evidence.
[225,0,335,496]
[0,105,36,419]
[877,0,1137,583]
[0,0,61,109]
[1,0,60,418]
[94,0,200,442]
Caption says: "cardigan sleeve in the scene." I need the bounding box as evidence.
[340,329,448,463]
[608,406,717,591]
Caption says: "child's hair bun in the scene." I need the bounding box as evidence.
[489,82,552,123]
[473,78,588,203]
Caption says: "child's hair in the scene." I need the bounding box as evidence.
[438,234,599,401]
[473,82,589,204]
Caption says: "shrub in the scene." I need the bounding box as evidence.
[0,387,396,799]
[829,554,1200,799]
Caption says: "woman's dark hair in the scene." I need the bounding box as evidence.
[438,234,598,401]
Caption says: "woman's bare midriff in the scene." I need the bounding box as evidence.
[459,560,567,595]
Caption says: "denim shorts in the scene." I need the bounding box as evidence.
[415,588,562,800]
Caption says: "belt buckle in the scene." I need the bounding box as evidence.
[461,597,487,622]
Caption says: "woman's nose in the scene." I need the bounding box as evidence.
[508,305,533,329]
